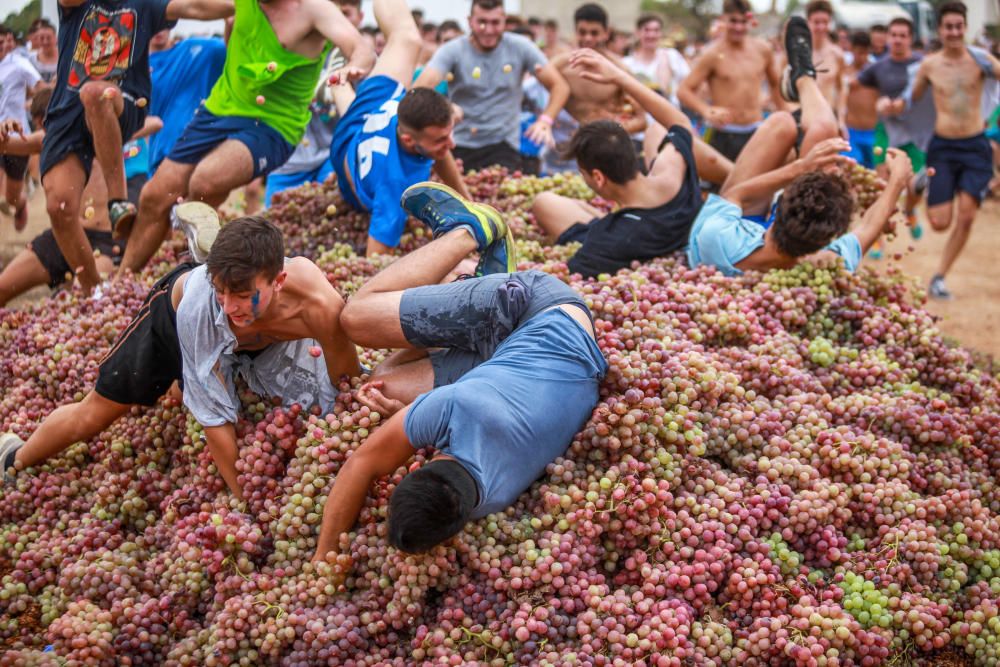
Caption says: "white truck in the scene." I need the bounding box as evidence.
[826,0,937,45]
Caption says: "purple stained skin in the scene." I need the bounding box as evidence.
[251,290,261,319]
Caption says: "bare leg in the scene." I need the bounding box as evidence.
[243,177,264,215]
[187,140,256,208]
[531,191,601,241]
[14,391,132,468]
[935,192,978,277]
[720,113,799,212]
[117,159,195,276]
[340,229,478,348]
[42,157,100,292]
[644,121,732,185]
[795,76,839,156]
[0,248,50,307]
[4,175,27,231]
[370,348,435,404]
[80,82,128,203]
[367,0,422,87]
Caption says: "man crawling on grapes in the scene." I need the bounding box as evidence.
[0,217,360,500]
[686,17,912,276]
[312,183,607,561]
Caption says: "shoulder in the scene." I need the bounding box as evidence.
[505,32,543,55]
[286,258,343,309]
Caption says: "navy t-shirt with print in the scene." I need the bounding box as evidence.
[48,0,173,119]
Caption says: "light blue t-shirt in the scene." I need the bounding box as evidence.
[687,194,862,276]
[404,308,607,519]
[123,137,149,179]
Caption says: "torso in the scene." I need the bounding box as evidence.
[256,0,328,59]
[845,64,878,129]
[814,40,844,108]
[557,51,630,125]
[706,39,772,125]
[924,50,988,138]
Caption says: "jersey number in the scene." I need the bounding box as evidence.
[357,95,402,180]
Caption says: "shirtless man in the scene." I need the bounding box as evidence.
[909,1,1000,299]
[805,1,845,113]
[117,0,375,276]
[678,0,786,161]
[841,31,878,168]
[0,217,360,500]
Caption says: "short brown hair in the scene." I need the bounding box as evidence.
[398,88,453,132]
[805,1,833,17]
[636,13,663,30]
[564,120,639,185]
[206,216,285,291]
[773,172,853,257]
[471,0,503,11]
[722,0,752,15]
[30,86,52,122]
[937,1,966,26]
[888,16,913,34]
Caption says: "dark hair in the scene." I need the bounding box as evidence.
[850,31,870,48]
[888,16,913,34]
[360,26,378,37]
[544,19,559,30]
[420,22,437,36]
[0,25,11,38]
[636,13,663,30]
[471,0,504,11]
[722,0,752,15]
[398,88,453,132]
[206,216,284,291]
[772,172,852,257]
[575,3,608,28]
[30,86,52,122]
[527,17,542,26]
[437,20,462,39]
[870,24,887,33]
[29,18,55,33]
[388,461,476,553]
[564,120,639,185]
[511,26,534,38]
[337,0,361,8]
[805,0,832,17]
[937,1,966,26]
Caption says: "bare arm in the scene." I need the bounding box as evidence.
[911,59,930,101]
[0,130,44,156]
[312,409,415,561]
[305,278,362,381]
[850,148,911,254]
[433,152,472,200]
[165,0,234,22]
[414,65,445,90]
[130,115,164,141]
[525,62,571,147]
[765,46,789,113]
[677,49,714,117]
[310,0,375,82]
[203,423,243,500]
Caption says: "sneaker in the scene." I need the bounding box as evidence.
[475,226,517,277]
[780,17,816,103]
[929,275,952,300]
[172,201,221,263]
[108,199,137,240]
[906,210,923,240]
[0,433,25,486]
[868,242,883,260]
[912,167,929,195]
[400,182,507,253]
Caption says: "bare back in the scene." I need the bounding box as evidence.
[703,38,773,125]
[921,50,988,138]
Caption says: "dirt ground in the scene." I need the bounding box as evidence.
[2,187,1000,359]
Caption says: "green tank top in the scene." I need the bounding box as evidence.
[204,0,331,146]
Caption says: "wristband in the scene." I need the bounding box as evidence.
[539,114,554,126]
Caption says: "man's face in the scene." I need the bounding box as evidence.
[37,27,55,51]
[213,272,285,328]
[339,4,363,29]
[404,122,456,161]
[636,19,661,49]
[469,5,505,51]
[808,11,831,43]
[851,44,869,65]
[887,24,912,58]
[724,12,749,44]
[575,20,608,50]
[938,13,966,49]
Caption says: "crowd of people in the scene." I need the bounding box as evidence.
[0,0,997,558]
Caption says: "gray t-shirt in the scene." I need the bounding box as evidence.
[858,54,935,151]
[426,33,547,150]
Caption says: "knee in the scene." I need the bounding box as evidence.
[140,173,182,216]
[45,192,74,226]
[927,212,951,231]
[531,192,560,219]
[766,111,799,140]
[187,170,225,202]
[339,300,369,341]
[79,82,113,108]
[394,25,422,52]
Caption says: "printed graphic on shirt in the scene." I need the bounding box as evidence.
[68,5,136,89]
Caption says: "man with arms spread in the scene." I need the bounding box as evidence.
[414,0,570,173]
[39,0,233,295]
[117,0,375,275]
[679,0,786,162]
[687,18,912,277]
[312,185,606,560]
[329,0,470,257]
[531,48,730,279]
[0,217,360,501]
[909,1,1000,299]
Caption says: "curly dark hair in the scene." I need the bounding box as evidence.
[772,171,853,258]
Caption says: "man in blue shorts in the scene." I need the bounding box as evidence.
[329,0,470,256]
[687,17,912,277]
[37,0,232,295]
[312,184,606,560]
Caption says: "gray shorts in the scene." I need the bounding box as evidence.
[399,270,589,387]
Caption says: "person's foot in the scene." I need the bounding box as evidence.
[401,182,508,253]
[172,201,221,263]
[475,226,517,277]
[781,17,816,103]
[13,202,27,232]
[0,433,24,486]
[906,210,923,240]
[109,199,137,239]
[911,167,929,195]
[929,274,952,300]
[868,242,883,260]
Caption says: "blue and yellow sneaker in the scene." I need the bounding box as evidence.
[401,182,508,253]
[475,226,517,277]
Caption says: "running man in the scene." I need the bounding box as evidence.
[804,1,845,111]
[841,31,878,169]
[118,0,375,275]
[0,24,42,232]
[909,1,1000,299]
[678,0,787,162]
[0,217,360,501]
[687,18,912,276]
[312,185,606,560]
[329,0,470,257]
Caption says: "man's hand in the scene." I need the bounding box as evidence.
[327,65,367,86]
[525,118,555,148]
[876,96,905,116]
[451,103,464,124]
[883,147,914,186]
[704,106,733,128]
[356,381,406,418]
[801,137,851,173]
[0,120,25,144]
[568,48,627,86]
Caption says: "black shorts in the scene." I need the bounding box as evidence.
[94,262,197,406]
[926,133,993,206]
[29,228,125,289]
[0,154,28,180]
[454,142,523,173]
[706,126,757,161]
[39,98,145,180]
[127,173,148,205]
[557,126,703,279]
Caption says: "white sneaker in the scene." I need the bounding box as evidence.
[172,202,221,263]
[0,433,25,486]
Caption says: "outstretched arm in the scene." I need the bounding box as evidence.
[526,62,571,147]
[312,409,415,561]
[166,0,234,22]
[848,147,910,254]
[310,0,375,83]
[910,60,930,102]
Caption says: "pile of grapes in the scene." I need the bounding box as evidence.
[2,167,997,666]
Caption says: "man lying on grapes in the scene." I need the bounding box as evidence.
[0,217,360,500]
[530,47,731,279]
[686,17,912,276]
[311,183,607,560]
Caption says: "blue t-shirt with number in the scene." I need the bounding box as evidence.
[331,75,433,248]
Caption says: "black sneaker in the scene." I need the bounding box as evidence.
[781,16,816,103]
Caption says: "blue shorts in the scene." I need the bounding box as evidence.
[329,75,402,211]
[745,199,779,230]
[40,98,145,179]
[167,105,294,179]
[264,157,335,207]
[926,133,993,207]
[845,127,876,169]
